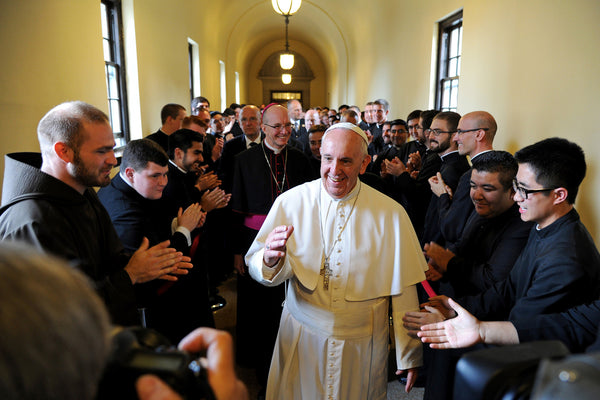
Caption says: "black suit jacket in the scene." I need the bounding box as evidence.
[219,134,264,192]
[440,203,534,298]
[146,129,169,152]
[422,151,470,245]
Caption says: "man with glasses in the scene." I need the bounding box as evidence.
[430,111,496,248]
[421,112,470,246]
[405,137,600,400]
[231,104,312,395]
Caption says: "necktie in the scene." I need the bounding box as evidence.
[249,142,257,148]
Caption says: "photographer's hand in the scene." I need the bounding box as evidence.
[136,328,248,400]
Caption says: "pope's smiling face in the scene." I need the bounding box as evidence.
[320,129,370,199]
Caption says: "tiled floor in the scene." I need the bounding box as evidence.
[213,275,425,399]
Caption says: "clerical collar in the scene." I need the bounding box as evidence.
[440,150,459,160]
[245,135,261,148]
[119,172,135,189]
[263,139,284,154]
[169,159,187,174]
[471,149,492,161]
[320,178,361,203]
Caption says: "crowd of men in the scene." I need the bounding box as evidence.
[0,96,599,400]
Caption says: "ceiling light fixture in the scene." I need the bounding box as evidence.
[272,0,302,70]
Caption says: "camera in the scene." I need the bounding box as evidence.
[96,327,216,400]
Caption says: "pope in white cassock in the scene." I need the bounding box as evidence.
[245,123,428,400]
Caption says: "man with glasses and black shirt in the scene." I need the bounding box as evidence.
[429,111,496,248]
[405,137,600,400]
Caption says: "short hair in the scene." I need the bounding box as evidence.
[433,111,461,131]
[121,139,168,172]
[229,103,241,110]
[373,98,390,112]
[37,101,110,157]
[407,109,422,122]
[472,150,518,190]
[0,243,110,400]
[514,137,586,204]
[420,109,440,130]
[191,96,210,110]
[182,115,209,130]
[210,111,223,119]
[223,108,235,117]
[390,119,408,130]
[167,129,204,159]
[160,103,185,124]
[340,109,358,122]
[287,99,301,109]
[365,101,374,107]
[338,104,349,112]
[309,124,327,134]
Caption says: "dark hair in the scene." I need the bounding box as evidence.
[210,111,223,118]
[191,96,210,110]
[121,139,168,172]
[229,103,241,110]
[472,150,518,190]
[373,98,389,111]
[514,137,586,204]
[420,110,440,130]
[338,104,349,112]
[390,119,408,130]
[433,111,461,131]
[182,115,208,130]
[160,103,185,124]
[167,129,204,159]
[309,124,327,134]
[222,108,235,117]
[407,109,422,122]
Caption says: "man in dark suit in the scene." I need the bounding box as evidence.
[431,111,496,248]
[287,99,309,154]
[146,103,186,152]
[421,112,470,246]
[231,103,313,392]
[406,138,600,400]
[219,105,264,192]
[423,151,533,298]
[98,139,211,342]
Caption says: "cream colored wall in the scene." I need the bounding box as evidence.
[1,0,599,241]
[0,0,107,197]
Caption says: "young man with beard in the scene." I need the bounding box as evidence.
[421,112,470,246]
[0,101,191,326]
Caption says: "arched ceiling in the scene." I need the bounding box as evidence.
[218,0,350,99]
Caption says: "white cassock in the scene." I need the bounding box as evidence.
[246,179,427,400]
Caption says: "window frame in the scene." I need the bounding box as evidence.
[435,10,463,112]
[101,0,129,148]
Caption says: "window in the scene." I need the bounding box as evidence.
[101,0,129,148]
[219,60,226,112]
[435,10,463,112]
[235,72,240,104]
[188,38,200,104]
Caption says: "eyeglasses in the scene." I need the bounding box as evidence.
[456,127,489,135]
[426,129,456,136]
[512,179,556,200]
[263,123,292,131]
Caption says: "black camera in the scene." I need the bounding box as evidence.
[96,327,216,400]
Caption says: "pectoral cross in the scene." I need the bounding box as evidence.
[320,259,332,290]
